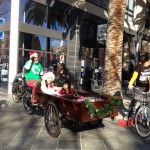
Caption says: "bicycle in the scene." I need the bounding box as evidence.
[128,87,150,138]
[12,73,25,102]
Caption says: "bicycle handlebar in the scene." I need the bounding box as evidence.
[132,87,150,97]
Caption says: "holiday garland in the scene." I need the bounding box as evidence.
[84,97,121,119]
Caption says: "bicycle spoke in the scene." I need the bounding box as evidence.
[135,106,150,138]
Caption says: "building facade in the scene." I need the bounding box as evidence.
[0,0,149,94]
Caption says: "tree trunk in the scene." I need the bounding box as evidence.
[102,0,126,96]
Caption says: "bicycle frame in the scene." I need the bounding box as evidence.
[131,87,150,138]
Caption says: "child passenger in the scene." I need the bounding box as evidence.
[58,80,75,96]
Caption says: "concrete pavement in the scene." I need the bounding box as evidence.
[0,92,150,150]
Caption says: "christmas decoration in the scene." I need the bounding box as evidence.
[84,97,121,119]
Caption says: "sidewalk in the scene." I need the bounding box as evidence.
[1,91,150,150]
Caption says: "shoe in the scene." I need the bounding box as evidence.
[127,112,133,119]
[32,102,38,106]
[124,115,128,121]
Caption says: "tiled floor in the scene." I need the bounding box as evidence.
[0,98,150,150]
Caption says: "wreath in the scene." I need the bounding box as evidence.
[84,97,121,119]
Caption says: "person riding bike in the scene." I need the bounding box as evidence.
[128,53,150,92]
[128,53,150,118]
[24,51,43,103]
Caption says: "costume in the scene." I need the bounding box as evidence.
[58,88,75,96]
[25,62,43,82]
[24,52,43,103]
[24,52,43,87]
[41,72,57,95]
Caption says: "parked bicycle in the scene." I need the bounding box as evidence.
[128,87,150,138]
[12,73,25,102]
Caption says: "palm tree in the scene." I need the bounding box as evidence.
[24,0,67,30]
[102,0,126,96]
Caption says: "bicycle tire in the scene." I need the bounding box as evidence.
[135,106,150,138]
[44,101,62,137]
[22,91,34,115]
[12,93,20,102]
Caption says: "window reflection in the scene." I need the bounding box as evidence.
[20,0,81,33]
[0,31,9,90]
[20,0,47,27]
[19,32,46,51]
[49,38,67,72]
[86,0,108,10]
[0,31,9,65]
[18,34,68,75]
[0,0,11,22]
[50,38,67,54]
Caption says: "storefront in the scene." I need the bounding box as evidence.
[0,0,141,94]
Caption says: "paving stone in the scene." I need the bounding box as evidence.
[0,92,150,150]
[81,139,106,150]
[57,140,81,149]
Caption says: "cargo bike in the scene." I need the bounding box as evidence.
[22,86,120,137]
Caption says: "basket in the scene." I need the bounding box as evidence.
[134,93,150,102]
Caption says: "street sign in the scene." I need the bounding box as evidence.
[0,18,4,39]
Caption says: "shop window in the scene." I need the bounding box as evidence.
[49,38,67,69]
[19,32,46,51]
[82,19,98,44]
[20,0,68,32]
[20,0,47,28]
[86,0,108,10]
[0,31,9,65]
[18,36,68,74]
[82,46,105,90]
[141,40,150,53]
[145,0,150,29]
[122,34,133,81]
[0,31,9,90]
[125,0,134,21]
[0,0,11,22]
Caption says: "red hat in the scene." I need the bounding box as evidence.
[29,51,38,59]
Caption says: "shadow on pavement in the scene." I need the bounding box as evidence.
[62,119,105,134]
[0,100,8,111]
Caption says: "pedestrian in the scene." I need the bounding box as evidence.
[24,51,43,103]
[128,53,150,92]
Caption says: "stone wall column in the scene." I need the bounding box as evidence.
[66,25,81,89]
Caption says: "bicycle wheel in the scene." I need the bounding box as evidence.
[12,83,20,102]
[135,106,150,138]
[22,91,34,115]
[44,101,62,137]
[12,93,20,102]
